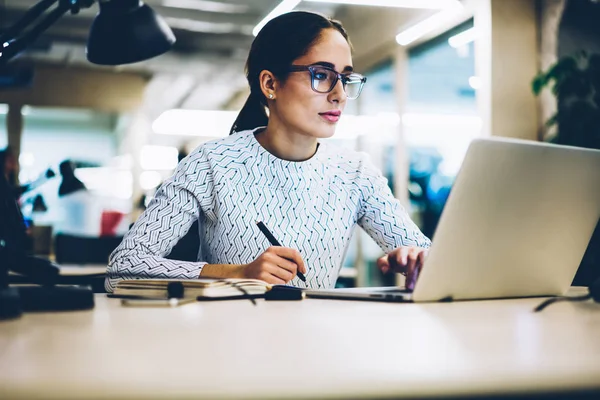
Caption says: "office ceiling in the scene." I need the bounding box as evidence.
[0,0,434,112]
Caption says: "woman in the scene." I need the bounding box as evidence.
[106,11,431,292]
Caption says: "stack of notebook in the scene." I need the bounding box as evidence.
[113,278,270,299]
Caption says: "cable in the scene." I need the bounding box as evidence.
[534,294,592,312]
[534,277,600,312]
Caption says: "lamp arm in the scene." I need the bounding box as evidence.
[0,0,95,65]
[0,0,58,44]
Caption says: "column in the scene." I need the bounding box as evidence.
[474,0,539,140]
[394,46,409,288]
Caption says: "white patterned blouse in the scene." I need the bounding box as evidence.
[105,128,431,292]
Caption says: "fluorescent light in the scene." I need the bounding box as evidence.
[402,113,482,129]
[303,0,459,9]
[162,0,250,13]
[165,17,252,34]
[377,112,401,127]
[0,104,30,115]
[153,109,238,137]
[468,76,481,90]
[396,3,463,46]
[253,0,301,36]
[448,27,477,48]
[140,145,179,170]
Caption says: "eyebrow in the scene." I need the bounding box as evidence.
[313,61,354,73]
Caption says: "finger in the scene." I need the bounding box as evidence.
[263,250,297,274]
[417,249,428,268]
[410,264,423,291]
[405,259,418,291]
[262,272,287,285]
[271,247,306,274]
[265,262,295,283]
[377,255,390,274]
[273,254,299,276]
[406,249,418,274]
[391,247,409,273]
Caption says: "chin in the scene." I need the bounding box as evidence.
[313,125,337,139]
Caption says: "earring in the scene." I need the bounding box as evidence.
[268,93,274,99]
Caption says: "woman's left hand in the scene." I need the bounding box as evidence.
[376,247,429,290]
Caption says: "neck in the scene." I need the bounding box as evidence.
[256,120,319,162]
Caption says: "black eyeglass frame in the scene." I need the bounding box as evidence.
[288,64,367,100]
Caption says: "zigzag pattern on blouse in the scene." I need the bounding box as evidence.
[106,129,431,292]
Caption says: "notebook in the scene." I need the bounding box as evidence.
[113,278,270,299]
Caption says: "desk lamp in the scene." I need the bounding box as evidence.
[0,0,176,65]
[0,0,175,320]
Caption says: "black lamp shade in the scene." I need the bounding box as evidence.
[86,0,176,65]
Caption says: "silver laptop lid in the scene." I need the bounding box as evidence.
[412,138,600,302]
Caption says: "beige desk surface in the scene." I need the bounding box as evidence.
[1,292,599,399]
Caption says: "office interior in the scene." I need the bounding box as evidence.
[3,0,599,290]
[1,0,599,287]
[1,1,600,399]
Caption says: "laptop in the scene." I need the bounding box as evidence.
[305,138,600,303]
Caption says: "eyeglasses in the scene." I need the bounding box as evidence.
[288,64,367,100]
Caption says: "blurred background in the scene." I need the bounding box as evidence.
[1,0,599,288]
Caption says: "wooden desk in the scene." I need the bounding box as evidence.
[1,293,599,399]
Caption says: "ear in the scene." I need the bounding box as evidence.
[258,70,279,100]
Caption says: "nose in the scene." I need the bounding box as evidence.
[327,77,347,104]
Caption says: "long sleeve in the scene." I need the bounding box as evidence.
[105,148,215,292]
[357,156,431,253]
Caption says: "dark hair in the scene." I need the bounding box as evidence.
[229,11,350,135]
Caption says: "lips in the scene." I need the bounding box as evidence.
[319,110,341,123]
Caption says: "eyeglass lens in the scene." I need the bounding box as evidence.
[309,66,364,99]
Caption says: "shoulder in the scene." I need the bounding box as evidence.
[171,131,255,180]
[193,130,253,156]
[183,130,255,165]
[319,142,378,176]
[318,143,386,197]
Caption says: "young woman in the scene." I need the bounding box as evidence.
[106,11,431,292]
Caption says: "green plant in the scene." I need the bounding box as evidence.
[532,51,600,149]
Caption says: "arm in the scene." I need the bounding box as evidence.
[105,146,308,291]
[106,148,216,292]
[200,264,244,279]
[357,156,431,252]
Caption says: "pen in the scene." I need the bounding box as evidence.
[256,220,307,282]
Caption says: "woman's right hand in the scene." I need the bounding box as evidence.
[240,246,307,284]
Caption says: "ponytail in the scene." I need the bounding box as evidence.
[229,92,268,135]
